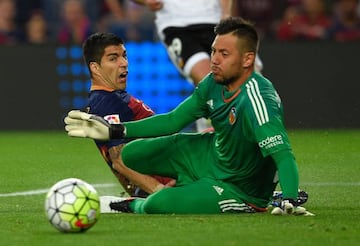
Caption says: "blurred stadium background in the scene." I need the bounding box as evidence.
[1,41,359,130]
[0,2,359,244]
[0,0,359,130]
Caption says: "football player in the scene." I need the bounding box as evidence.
[82,32,173,196]
[66,18,312,215]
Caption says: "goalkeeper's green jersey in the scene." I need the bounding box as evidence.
[123,71,298,205]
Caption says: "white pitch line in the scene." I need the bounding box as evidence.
[0,183,117,197]
[0,182,359,198]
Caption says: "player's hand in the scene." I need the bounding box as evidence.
[64,110,113,140]
[271,199,315,216]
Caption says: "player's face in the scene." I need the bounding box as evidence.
[210,33,244,89]
[97,44,128,90]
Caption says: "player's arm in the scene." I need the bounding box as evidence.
[270,150,314,215]
[123,94,203,138]
[65,91,205,140]
[108,144,166,194]
[124,81,208,137]
[219,0,234,19]
[271,150,299,200]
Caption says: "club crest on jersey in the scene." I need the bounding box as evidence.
[229,107,237,125]
[104,114,121,124]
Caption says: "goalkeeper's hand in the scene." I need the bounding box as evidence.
[271,199,315,216]
[64,110,125,140]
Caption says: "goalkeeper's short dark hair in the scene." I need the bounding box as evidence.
[214,17,259,54]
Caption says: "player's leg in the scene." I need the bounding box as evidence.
[111,178,257,214]
[162,26,211,84]
[114,133,262,214]
[121,132,215,184]
[183,24,215,86]
[121,135,178,178]
[180,50,210,85]
[162,25,215,85]
[161,25,215,132]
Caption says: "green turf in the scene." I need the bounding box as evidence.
[0,130,359,246]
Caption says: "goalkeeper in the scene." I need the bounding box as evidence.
[66,17,312,215]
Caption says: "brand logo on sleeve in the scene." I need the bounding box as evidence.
[258,135,284,149]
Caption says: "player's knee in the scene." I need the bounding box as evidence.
[142,189,174,214]
[121,140,141,168]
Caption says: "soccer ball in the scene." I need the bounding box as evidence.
[45,178,100,233]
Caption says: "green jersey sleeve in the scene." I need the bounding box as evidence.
[272,150,299,199]
[242,76,292,157]
[242,75,299,200]
[123,77,211,138]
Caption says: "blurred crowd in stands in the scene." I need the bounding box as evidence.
[1,0,359,45]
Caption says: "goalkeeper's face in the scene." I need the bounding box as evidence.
[210,33,254,88]
[91,44,129,91]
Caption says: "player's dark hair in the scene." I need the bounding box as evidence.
[214,17,259,53]
[82,32,124,76]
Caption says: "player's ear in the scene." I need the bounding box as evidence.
[243,52,255,68]
[90,62,100,74]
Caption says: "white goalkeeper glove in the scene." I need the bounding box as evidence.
[271,199,315,216]
[64,110,125,140]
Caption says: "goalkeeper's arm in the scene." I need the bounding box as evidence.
[270,150,314,215]
[271,150,299,201]
[65,91,201,140]
[64,110,125,140]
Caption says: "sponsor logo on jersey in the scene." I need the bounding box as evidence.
[104,114,121,124]
[258,135,284,149]
[229,107,236,125]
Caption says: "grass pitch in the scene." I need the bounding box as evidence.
[0,130,359,246]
